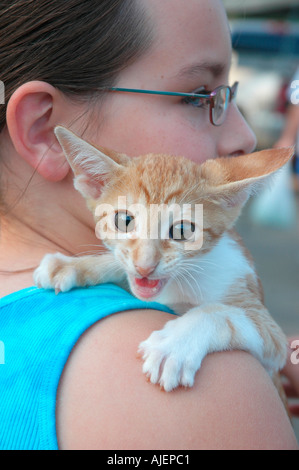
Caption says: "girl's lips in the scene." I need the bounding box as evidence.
[131,276,166,299]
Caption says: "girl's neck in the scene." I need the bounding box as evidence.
[0,209,100,298]
[0,139,101,297]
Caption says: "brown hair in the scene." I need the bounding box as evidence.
[0,0,154,133]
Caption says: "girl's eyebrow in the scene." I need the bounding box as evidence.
[176,61,227,81]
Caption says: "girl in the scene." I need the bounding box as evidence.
[0,0,297,450]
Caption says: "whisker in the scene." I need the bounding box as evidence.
[178,182,200,204]
[180,261,205,272]
[180,260,217,284]
[78,243,104,249]
[74,250,106,257]
[176,265,203,301]
[171,271,186,298]
[198,259,221,268]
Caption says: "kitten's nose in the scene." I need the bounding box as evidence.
[135,265,156,277]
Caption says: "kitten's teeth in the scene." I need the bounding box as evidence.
[131,277,166,300]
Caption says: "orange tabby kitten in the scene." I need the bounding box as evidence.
[34,126,294,393]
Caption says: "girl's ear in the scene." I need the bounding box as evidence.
[6,81,70,182]
[201,147,295,209]
[54,126,126,199]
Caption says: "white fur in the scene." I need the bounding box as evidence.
[34,232,287,391]
[34,253,78,293]
[137,235,275,391]
[139,305,265,391]
[137,234,286,390]
[156,233,254,310]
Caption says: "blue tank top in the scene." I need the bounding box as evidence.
[0,284,172,450]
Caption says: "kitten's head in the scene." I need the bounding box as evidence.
[54,126,294,300]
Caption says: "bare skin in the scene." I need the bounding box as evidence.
[283,337,299,418]
[274,105,299,149]
[56,310,298,450]
[0,0,298,449]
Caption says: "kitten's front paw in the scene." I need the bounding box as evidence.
[34,253,77,293]
[138,320,204,392]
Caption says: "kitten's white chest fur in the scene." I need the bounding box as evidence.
[157,233,254,313]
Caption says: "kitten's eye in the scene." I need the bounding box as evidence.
[115,211,135,233]
[169,221,195,241]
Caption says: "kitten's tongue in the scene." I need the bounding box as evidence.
[134,277,163,299]
[135,277,160,288]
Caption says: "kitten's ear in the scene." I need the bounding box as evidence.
[54,126,125,199]
[201,147,294,209]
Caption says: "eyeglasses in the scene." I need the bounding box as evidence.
[108,82,238,126]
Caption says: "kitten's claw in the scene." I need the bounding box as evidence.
[138,326,202,392]
[34,253,78,293]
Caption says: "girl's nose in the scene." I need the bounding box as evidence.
[218,103,257,157]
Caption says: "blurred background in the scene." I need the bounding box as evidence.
[223,0,299,439]
[226,0,299,149]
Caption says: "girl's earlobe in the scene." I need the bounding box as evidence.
[6,81,70,182]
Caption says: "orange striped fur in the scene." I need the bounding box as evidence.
[34,127,294,410]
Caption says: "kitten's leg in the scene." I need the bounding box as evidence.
[34,252,126,293]
[139,303,287,392]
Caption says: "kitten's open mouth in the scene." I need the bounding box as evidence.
[130,276,166,300]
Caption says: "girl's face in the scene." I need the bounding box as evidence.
[85,0,256,163]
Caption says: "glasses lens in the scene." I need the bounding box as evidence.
[212,87,230,126]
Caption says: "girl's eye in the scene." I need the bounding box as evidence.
[169,221,195,241]
[115,211,135,233]
[183,87,209,109]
